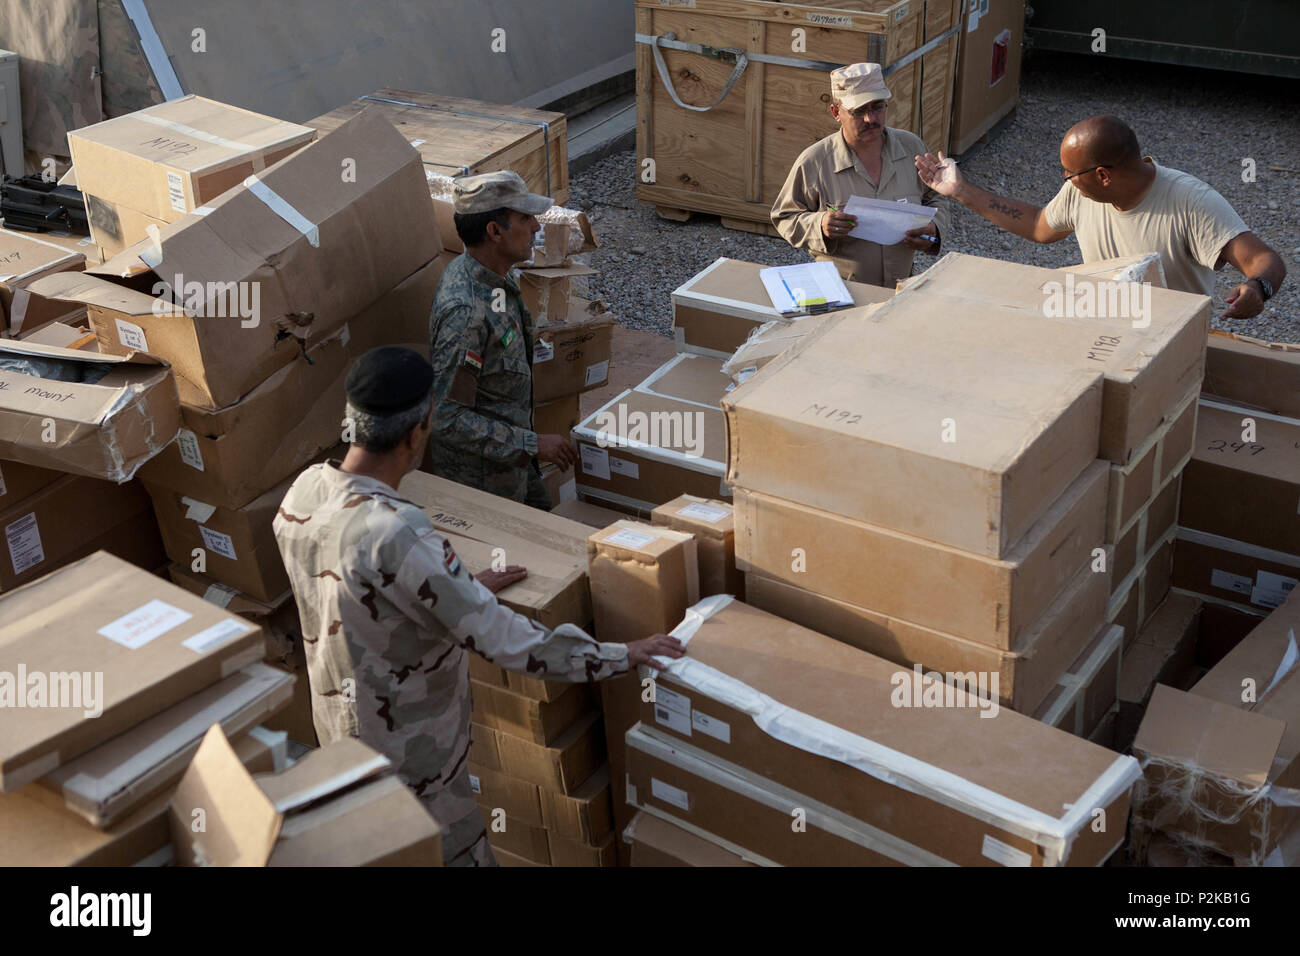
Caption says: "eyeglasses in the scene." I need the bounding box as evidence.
[1062,164,1108,182]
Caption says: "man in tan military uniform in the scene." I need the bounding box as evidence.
[428,171,578,511]
[274,347,685,866]
[771,62,950,289]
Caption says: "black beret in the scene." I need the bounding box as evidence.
[345,347,435,415]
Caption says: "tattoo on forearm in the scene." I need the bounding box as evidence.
[988,199,1023,220]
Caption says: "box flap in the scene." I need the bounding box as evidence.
[0,331,163,367]
[0,230,83,283]
[254,737,391,814]
[25,271,180,320]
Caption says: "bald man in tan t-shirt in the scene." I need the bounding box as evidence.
[914,115,1286,319]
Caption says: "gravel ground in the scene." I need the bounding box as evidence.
[570,51,1300,343]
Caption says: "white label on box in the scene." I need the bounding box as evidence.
[654,685,692,736]
[5,512,44,575]
[469,773,481,795]
[176,429,205,472]
[182,618,250,654]
[408,139,426,148]
[1256,570,1298,596]
[1252,586,1291,610]
[678,502,729,523]
[609,456,639,480]
[557,477,577,503]
[0,463,6,497]
[1211,569,1253,596]
[894,4,909,21]
[182,497,217,523]
[99,600,193,649]
[533,339,554,363]
[806,11,852,26]
[166,170,187,212]
[650,777,693,812]
[692,710,731,743]
[114,318,149,352]
[981,834,1031,867]
[202,582,239,608]
[580,444,610,481]
[199,527,238,561]
[584,360,609,387]
[604,528,656,550]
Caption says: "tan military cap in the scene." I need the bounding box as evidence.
[830,62,892,110]
[452,170,552,216]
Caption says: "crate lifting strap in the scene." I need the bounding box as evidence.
[636,25,961,112]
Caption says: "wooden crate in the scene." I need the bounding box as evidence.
[308,88,568,205]
[635,0,959,227]
[920,0,963,153]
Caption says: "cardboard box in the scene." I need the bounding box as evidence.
[0,337,180,482]
[1172,529,1298,614]
[636,597,1139,866]
[68,95,316,255]
[470,723,502,773]
[1106,388,1198,541]
[471,680,592,745]
[723,296,1105,557]
[135,254,448,509]
[949,0,1025,155]
[1032,625,1124,738]
[722,312,847,388]
[539,765,613,844]
[745,556,1110,714]
[0,459,62,509]
[0,474,156,592]
[531,302,614,403]
[398,470,592,629]
[483,809,551,864]
[735,460,1107,649]
[146,472,293,603]
[519,264,596,325]
[652,495,743,599]
[0,230,85,336]
[551,498,624,530]
[39,663,292,827]
[547,831,616,867]
[1180,400,1300,557]
[0,552,266,792]
[624,810,758,867]
[173,727,441,866]
[495,710,605,795]
[1205,331,1300,419]
[670,257,894,359]
[0,728,284,867]
[1115,592,1201,751]
[534,392,582,439]
[57,108,439,409]
[468,763,543,828]
[1133,588,1300,862]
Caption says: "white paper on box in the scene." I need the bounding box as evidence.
[98,600,193,649]
[182,497,217,522]
[176,429,205,472]
[114,318,149,352]
[651,777,693,812]
[1261,631,1298,701]
[1211,569,1252,596]
[199,527,238,561]
[533,339,554,363]
[5,512,44,575]
[469,773,481,795]
[609,457,640,480]
[654,685,692,736]
[580,444,610,481]
[604,528,656,550]
[1252,586,1292,610]
[981,833,1032,867]
[1257,570,1298,596]
[585,360,609,387]
[692,710,731,743]
[182,618,251,654]
[678,502,729,523]
[202,582,238,608]
[166,170,187,212]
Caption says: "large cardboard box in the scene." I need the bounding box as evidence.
[534,392,582,440]
[1105,389,1197,541]
[671,257,894,359]
[468,763,544,829]
[39,663,292,827]
[54,108,440,409]
[171,727,442,866]
[494,710,605,795]
[652,495,742,599]
[398,470,593,629]
[949,0,1026,155]
[0,474,156,591]
[0,459,62,509]
[0,337,180,481]
[1171,528,1298,614]
[1133,588,1300,863]
[136,254,448,508]
[1205,331,1300,420]
[624,810,758,867]
[745,556,1109,714]
[0,230,84,335]
[735,460,1107,648]
[0,552,266,792]
[1032,625,1123,739]
[635,596,1140,866]
[68,96,316,257]
[0,728,284,867]
[531,302,614,403]
[722,295,1105,557]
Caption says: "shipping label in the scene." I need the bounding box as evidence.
[585,360,609,387]
[654,685,692,736]
[176,429,205,471]
[609,456,639,480]
[99,600,193,649]
[651,777,694,812]
[5,512,44,575]
[580,444,610,481]
[114,318,149,353]
[678,502,729,523]
[199,527,238,561]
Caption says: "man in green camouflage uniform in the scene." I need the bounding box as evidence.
[428,171,578,511]
[274,347,685,866]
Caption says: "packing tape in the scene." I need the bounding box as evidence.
[134,113,267,159]
[650,599,1142,864]
[242,176,320,247]
[1176,527,1300,568]
[182,497,217,523]
[1199,397,1300,428]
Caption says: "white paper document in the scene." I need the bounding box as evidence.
[760,261,854,315]
[843,195,937,245]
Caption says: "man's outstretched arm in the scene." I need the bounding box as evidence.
[915,151,1073,244]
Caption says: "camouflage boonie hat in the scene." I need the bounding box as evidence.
[452,170,552,216]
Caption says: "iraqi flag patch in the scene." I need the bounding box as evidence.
[463,349,483,373]
[443,539,462,576]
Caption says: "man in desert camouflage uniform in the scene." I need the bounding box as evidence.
[274,347,685,866]
[428,170,578,511]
